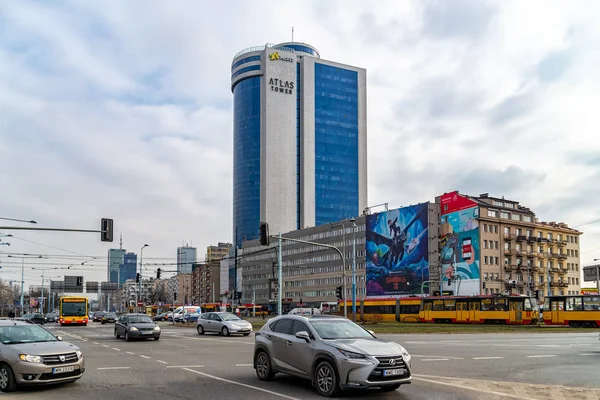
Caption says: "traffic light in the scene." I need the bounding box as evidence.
[100,218,114,242]
[335,285,343,300]
[535,290,540,299]
[173,292,177,301]
[156,268,161,279]
[482,281,487,289]
[259,222,270,246]
[448,279,452,287]
[76,277,83,286]
[511,281,517,289]
[136,273,140,283]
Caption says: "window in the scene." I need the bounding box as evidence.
[484,256,489,264]
[494,225,498,234]
[484,240,488,249]
[291,321,311,336]
[523,216,532,223]
[495,241,499,249]
[516,228,522,236]
[488,210,498,217]
[271,319,293,335]
[501,212,509,219]
[483,224,488,233]
[547,233,553,240]
[495,257,499,265]
[484,272,489,280]
[511,214,521,221]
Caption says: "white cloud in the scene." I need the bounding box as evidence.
[1,0,599,288]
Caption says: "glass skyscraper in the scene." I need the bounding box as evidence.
[231,42,367,247]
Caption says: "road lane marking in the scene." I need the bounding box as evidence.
[126,352,135,355]
[102,345,109,348]
[235,363,253,367]
[420,358,450,361]
[140,355,151,359]
[181,368,300,399]
[473,357,504,360]
[412,375,524,399]
[527,355,557,358]
[579,353,600,356]
[412,355,464,360]
[493,344,521,347]
[97,367,130,370]
[93,342,99,345]
[112,348,121,351]
[156,360,168,364]
[166,365,204,368]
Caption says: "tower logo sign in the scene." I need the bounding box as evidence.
[269,78,294,95]
[269,52,294,63]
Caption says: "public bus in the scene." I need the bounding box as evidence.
[543,295,600,327]
[59,296,89,326]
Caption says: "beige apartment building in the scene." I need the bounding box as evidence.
[475,194,582,299]
[192,262,221,304]
[206,242,232,262]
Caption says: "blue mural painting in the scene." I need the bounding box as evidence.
[366,203,429,296]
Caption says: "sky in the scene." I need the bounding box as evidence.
[1,0,599,290]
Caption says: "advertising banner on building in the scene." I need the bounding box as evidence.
[440,192,481,295]
[366,203,429,296]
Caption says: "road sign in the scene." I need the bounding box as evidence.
[583,265,599,282]
[137,301,143,306]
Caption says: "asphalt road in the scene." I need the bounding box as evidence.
[4,323,600,400]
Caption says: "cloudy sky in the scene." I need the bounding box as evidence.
[1,0,599,288]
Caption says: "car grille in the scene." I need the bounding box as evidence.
[368,356,410,382]
[139,327,155,332]
[41,353,79,365]
[39,367,81,381]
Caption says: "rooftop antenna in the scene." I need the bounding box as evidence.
[292,26,294,41]
[119,234,123,250]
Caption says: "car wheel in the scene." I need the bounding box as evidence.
[221,326,230,336]
[0,364,18,393]
[154,336,160,341]
[314,360,340,397]
[255,351,275,381]
[380,383,401,392]
[101,321,105,325]
[114,328,120,339]
[197,325,205,335]
[125,331,130,341]
[243,333,251,336]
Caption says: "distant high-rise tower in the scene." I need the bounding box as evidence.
[231,42,367,247]
[177,245,197,274]
[119,252,137,287]
[107,249,126,284]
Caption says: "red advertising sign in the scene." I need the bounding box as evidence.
[440,191,479,215]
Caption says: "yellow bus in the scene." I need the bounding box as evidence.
[59,296,89,326]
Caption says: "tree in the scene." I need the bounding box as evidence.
[155,283,167,304]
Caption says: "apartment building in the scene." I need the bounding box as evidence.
[192,262,221,304]
[206,242,232,262]
[167,274,193,305]
[474,193,581,298]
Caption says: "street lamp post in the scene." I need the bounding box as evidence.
[139,244,149,311]
[330,222,347,318]
[7,255,42,316]
[350,218,357,321]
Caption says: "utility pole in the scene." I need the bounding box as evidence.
[277,233,283,316]
[351,219,357,321]
[40,269,45,314]
[20,258,24,316]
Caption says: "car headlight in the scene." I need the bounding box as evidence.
[19,354,43,363]
[397,345,411,361]
[154,326,160,331]
[130,327,138,331]
[336,348,367,359]
[76,350,83,359]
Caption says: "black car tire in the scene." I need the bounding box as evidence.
[197,325,205,335]
[380,384,401,392]
[0,364,18,393]
[243,333,251,336]
[114,328,120,339]
[154,337,160,341]
[314,360,340,397]
[101,321,105,325]
[125,331,130,341]
[255,351,275,381]
[221,326,230,336]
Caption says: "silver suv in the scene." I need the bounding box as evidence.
[253,315,411,397]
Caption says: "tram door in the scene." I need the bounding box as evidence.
[457,302,469,322]
[423,302,432,322]
[469,301,479,322]
[509,299,523,323]
[551,299,564,324]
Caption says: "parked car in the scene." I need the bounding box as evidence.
[101,312,117,324]
[184,313,199,323]
[45,313,58,323]
[114,313,160,341]
[152,312,169,322]
[17,314,46,325]
[254,315,412,397]
[0,319,85,392]
[196,312,252,336]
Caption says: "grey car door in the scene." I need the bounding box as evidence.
[269,318,294,372]
[281,320,314,377]
[210,313,223,333]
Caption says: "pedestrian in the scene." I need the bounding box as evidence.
[8,310,15,319]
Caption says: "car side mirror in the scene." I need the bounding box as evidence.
[56,336,63,341]
[295,331,311,342]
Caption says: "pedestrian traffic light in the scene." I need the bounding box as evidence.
[76,277,83,286]
[156,268,161,279]
[335,285,343,300]
[136,273,140,283]
[259,222,270,246]
[100,218,114,242]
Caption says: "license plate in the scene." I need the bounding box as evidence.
[53,366,75,374]
[142,331,153,335]
[383,368,406,377]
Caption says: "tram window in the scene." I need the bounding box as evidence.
[494,298,508,311]
[543,302,550,311]
[433,300,444,311]
[583,297,600,311]
[524,298,533,311]
[443,300,456,311]
[481,299,493,311]
[364,305,395,314]
[400,305,420,314]
[571,297,583,311]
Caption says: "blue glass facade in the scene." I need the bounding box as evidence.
[119,252,137,287]
[314,63,359,225]
[233,77,261,247]
[231,65,260,81]
[296,63,301,229]
[231,55,261,71]
[279,44,318,57]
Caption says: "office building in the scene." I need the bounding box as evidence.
[177,245,197,274]
[438,191,582,298]
[231,42,367,247]
[192,262,221,304]
[119,252,137,287]
[107,249,126,284]
[206,242,233,262]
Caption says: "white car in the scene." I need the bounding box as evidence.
[196,312,252,336]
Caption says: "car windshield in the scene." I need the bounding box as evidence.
[0,325,57,344]
[21,314,34,318]
[128,316,153,324]
[62,302,87,316]
[221,313,241,321]
[309,320,374,340]
[105,313,116,317]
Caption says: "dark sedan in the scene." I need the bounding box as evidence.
[92,311,104,322]
[17,313,46,325]
[45,312,58,323]
[152,312,169,322]
[114,314,160,341]
[101,312,117,324]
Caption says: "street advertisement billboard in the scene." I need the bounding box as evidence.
[366,203,429,296]
[440,192,481,295]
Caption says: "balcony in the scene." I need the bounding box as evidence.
[550,282,560,287]
[527,252,537,258]
[537,253,546,260]
[557,240,567,247]
[557,253,567,260]
[537,237,549,243]
[504,233,513,241]
[558,282,569,288]
[516,235,527,242]
[527,236,537,243]
[515,251,525,257]
[548,252,558,259]
[558,268,568,275]
[504,264,516,272]
[550,267,561,274]
[504,249,513,256]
